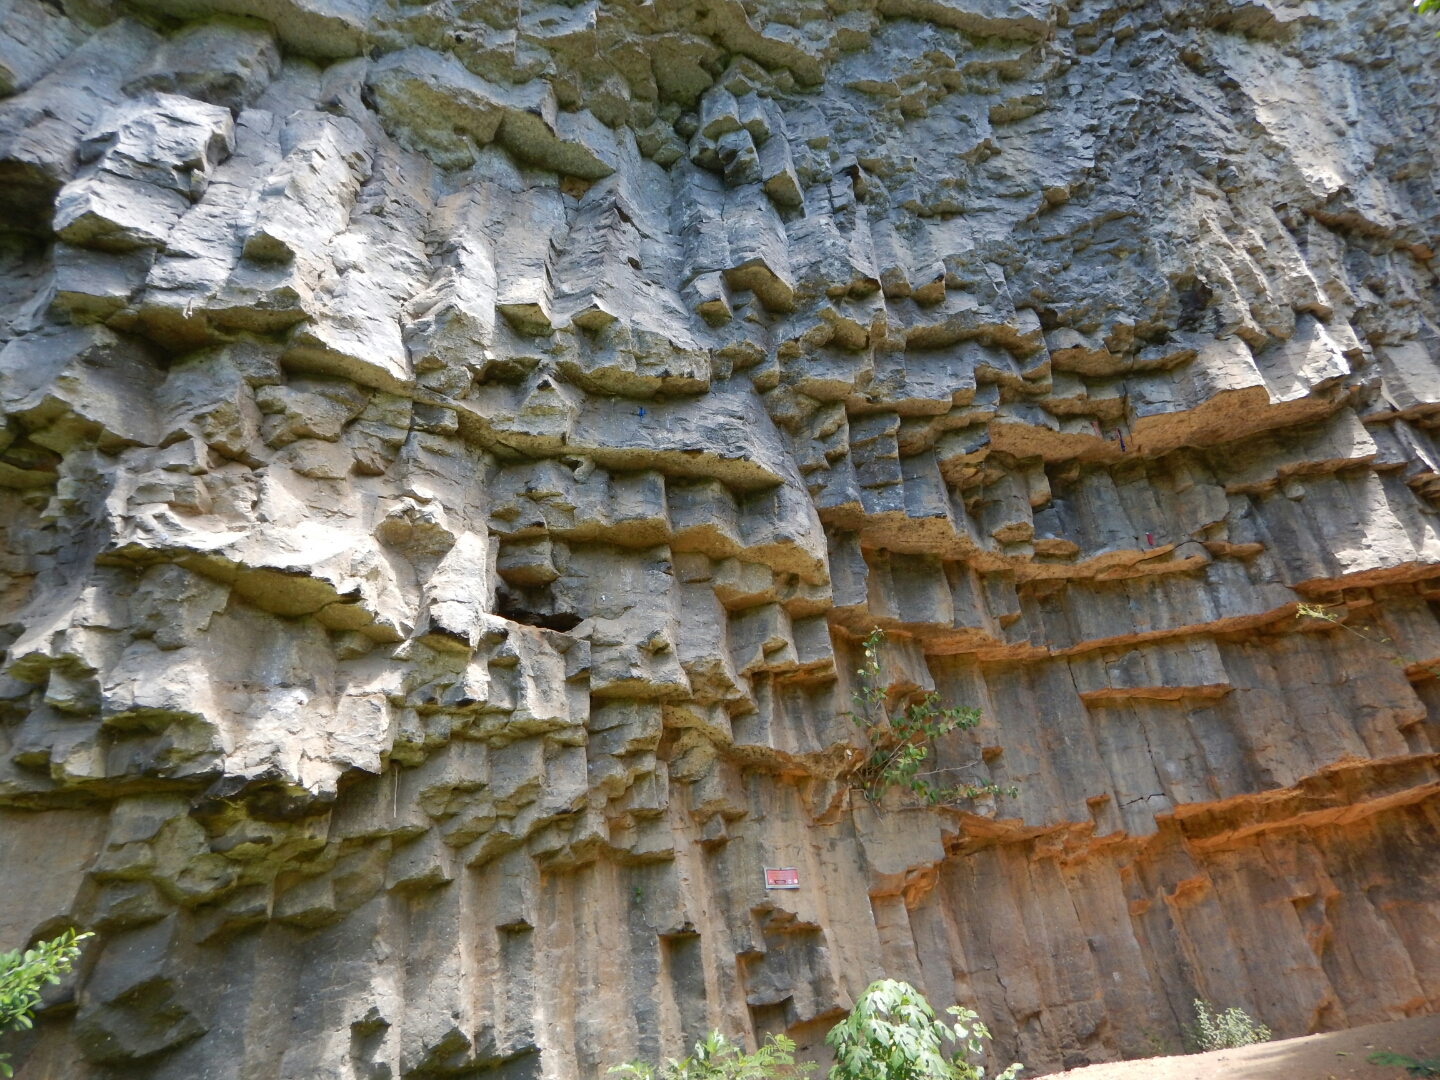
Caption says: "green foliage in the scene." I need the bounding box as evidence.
[1418,0,1439,17]
[1140,1029,1176,1058]
[1185,1000,1270,1053]
[608,1031,815,1080]
[1369,1051,1440,1076]
[825,979,1021,1080]
[846,630,1013,808]
[1295,603,1440,677]
[0,929,92,1077]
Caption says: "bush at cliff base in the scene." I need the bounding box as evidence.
[825,979,1022,1080]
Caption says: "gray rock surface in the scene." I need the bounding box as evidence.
[0,0,1439,1076]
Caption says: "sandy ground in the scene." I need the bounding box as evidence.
[1051,1014,1440,1080]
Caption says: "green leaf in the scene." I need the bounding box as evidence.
[0,929,93,1040]
[826,980,1015,1080]
[609,1029,816,1080]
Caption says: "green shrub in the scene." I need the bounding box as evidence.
[846,631,1013,808]
[608,1030,815,1080]
[1186,1000,1270,1052]
[0,928,92,1077]
[825,979,1021,1080]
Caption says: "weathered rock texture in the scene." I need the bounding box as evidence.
[1,0,1439,1075]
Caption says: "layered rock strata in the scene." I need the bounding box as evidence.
[1,0,1439,1075]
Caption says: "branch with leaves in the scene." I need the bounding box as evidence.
[0,929,92,1077]
[608,1031,815,1080]
[844,629,1015,808]
[1295,602,1440,679]
[826,979,1021,1080]
[1184,1000,1270,1052]
[606,982,1020,1080]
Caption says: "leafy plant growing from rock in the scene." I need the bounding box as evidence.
[608,1030,815,1080]
[0,929,92,1077]
[1295,603,1440,677]
[826,979,1021,1080]
[845,629,1013,808]
[1184,1000,1270,1052]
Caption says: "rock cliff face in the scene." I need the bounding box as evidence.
[1,0,1439,1075]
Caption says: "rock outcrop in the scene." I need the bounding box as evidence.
[1,0,1439,1075]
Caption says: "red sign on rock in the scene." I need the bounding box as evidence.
[764,867,800,889]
